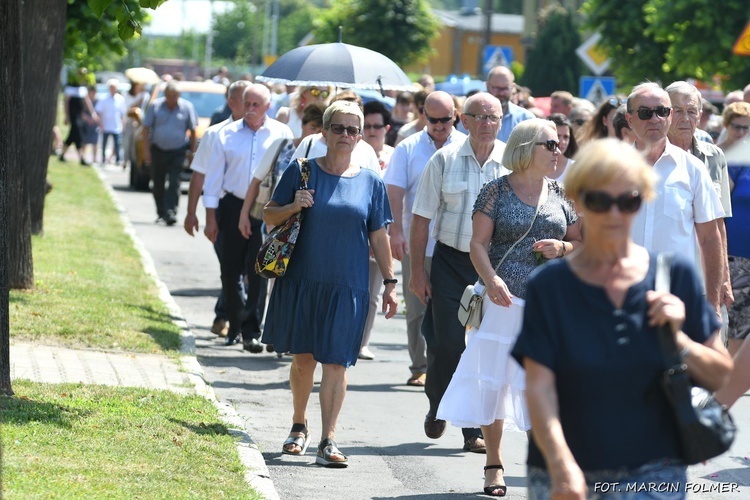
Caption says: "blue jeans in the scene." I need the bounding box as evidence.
[528,460,687,499]
[101,132,121,163]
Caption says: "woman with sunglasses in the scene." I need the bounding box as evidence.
[576,96,626,145]
[717,101,750,152]
[513,139,732,499]
[262,100,398,469]
[437,119,582,497]
[275,85,332,138]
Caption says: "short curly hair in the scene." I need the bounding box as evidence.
[722,102,750,128]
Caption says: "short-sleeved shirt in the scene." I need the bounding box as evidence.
[512,254,719,471]
[630,141,725,266]
[691,138,732,217]
[474,176,577,298]
[412,135,510,252]
[383,128,466,256]
[94,93,127,133]
[202,117,293,209]
[143,97,197,151]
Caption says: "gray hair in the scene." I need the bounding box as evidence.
[243,83,271,105]
[164,81,180,94]
[665,81,702,110]
[627,82,664,111]
[228,80,252,98]
[323,101,364,130]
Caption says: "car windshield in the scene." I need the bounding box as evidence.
[171,90,226,118]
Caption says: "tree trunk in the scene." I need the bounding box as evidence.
[0,0,22,396]
[23,0,67,236]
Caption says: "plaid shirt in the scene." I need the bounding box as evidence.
[412,135,509,252]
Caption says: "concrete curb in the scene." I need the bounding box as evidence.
[95,166,279,500]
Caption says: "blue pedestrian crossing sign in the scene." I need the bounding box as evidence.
[483,46,514,76]
[580,76,616,105]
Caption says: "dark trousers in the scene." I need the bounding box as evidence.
[212,224,227,322]
[422,242,482,440]
[101,132,122,163]
[150,145,185,218]
[218,194,267,340]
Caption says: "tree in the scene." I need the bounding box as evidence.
[582,0,750,89]
[521,4,583,96]
[313,0,439,68]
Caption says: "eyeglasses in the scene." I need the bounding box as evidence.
[424,112,453,124]
[535,140,560,152]
[464,113,501,123]
[571,118,587,126]
[363,123,386,130]
[730,123,750,133]
[582,190,642,214]
[630,106,671,120]
[417,107,425,114]
[309,88,330,98]
[327,124,360,136]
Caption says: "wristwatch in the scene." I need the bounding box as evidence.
[383,278,398,285]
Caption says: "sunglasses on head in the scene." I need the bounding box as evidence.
[630,106,671,120]
[424,112,453,124]
[363,123,386,130]
[582,190,642,213]
[608,97,626,107]
[535,140,560,152]
[328,124,360,136]
[309,88,329,98]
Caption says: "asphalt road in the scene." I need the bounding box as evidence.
[100,165,750,499]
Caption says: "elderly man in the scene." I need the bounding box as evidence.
[626,82,725,314]
[485,66,533,142]
[94,79,127,165]
[410,92,509,452]
[383,91,466,387]
[666,81,733,318]
[203,84,293,351]
[142,81,197,225]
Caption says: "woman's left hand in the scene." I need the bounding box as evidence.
[534,239,565,260]
[382,284,398,319]
[646,290,685,333]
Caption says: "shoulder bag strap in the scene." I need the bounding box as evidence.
[299,158,310,190]
[267,138,289,195]
[304,138,313,158]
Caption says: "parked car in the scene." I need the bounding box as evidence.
[128,80,228,191]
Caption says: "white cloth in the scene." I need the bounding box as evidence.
[383,128,466,258]
[630,141,725,267]
[203,117,293,209]
[292,133,380,172]
[94,93,127,133]
[412,135,510,252]
[437,295,530,431]
[285,109,303,138]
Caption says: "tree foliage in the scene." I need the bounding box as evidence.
[313,0,439,67]
[521,5,583,96]
[582,0,750,89]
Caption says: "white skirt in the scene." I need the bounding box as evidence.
[437,295,530,431]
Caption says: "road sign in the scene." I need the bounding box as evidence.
[576,32,611,75]
[733,21,750,56]
[580,76,616,105]
[483,46,514,76]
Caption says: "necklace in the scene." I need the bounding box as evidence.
[510,176,544,201]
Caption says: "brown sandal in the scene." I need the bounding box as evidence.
[406,373,426,386]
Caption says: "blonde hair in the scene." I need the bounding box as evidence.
[501,118,557,172]
[323,100,364,130]
[565,139,656,203]
[722,102,750,128]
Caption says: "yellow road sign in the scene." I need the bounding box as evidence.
[733,21,750,56]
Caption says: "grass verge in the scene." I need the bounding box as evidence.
[9,158,182,353]
[2,381,261,499]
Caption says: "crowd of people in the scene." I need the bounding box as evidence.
[69,61,750,496]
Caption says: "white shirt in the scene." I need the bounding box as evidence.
[292,133,380,171]
[94,93,127,133]
[190,117,235,202]
[384,128,466,257]
[631,141,725,267]
[203,117,293,209]
[412,135,509,253]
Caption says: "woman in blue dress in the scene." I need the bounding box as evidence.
[262,101,398,468]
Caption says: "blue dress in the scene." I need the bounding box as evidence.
[262,158,393,366]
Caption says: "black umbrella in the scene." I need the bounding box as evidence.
[256,42,414,92]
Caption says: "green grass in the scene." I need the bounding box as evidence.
[9,158,182,353]
[2,381,262,499]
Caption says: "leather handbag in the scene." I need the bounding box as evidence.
[458,188,543,329]
[255,158,310,279]
[655,253,736,465]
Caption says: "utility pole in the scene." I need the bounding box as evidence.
[476,0,493,78]
[204,0,214,78]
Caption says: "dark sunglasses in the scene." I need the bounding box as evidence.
[328,124,360,136]
[363,123,386,130]
[582,190,642,213]
[309,88,330,98]
[572,118,586,126]
[631,106,671,120]
[535,140,560,152]
[424,112,453,124]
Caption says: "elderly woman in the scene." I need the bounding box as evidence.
[437,119,582,497]
[717,101,750,152]
[262,101,398,468]
[512,139,733,499]
[275,85,332,138]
